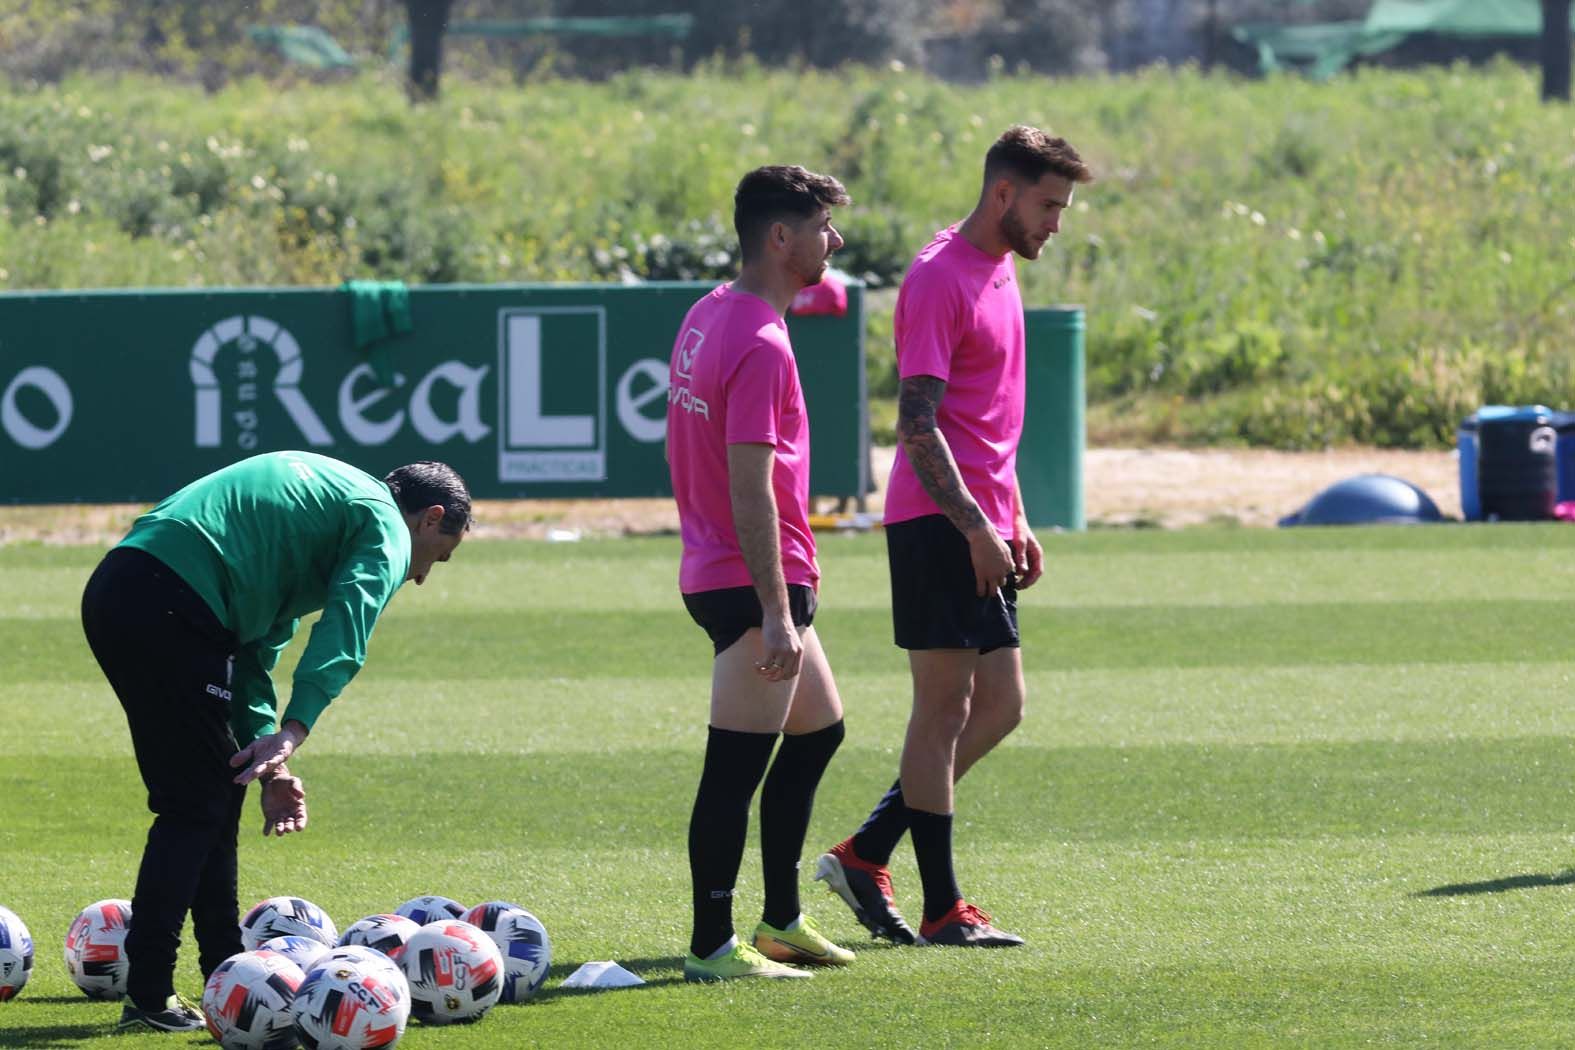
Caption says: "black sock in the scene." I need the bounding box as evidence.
[760,719,845,929]
[851,778,909,865]
[907,807,962,925]
[688,726,779,958]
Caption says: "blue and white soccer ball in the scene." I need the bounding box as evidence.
[393,896,465,927]
[462,901,551,1002]
[200,949,305,1050]
[261,935,331,975]
[400,920,504,1025]
[0,904,34,1001]
[64,899,132,1000]
[292,947,410,1050]
[340,914,421,962]
[241,897,338,950]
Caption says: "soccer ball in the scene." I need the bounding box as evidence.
[242,897,338,950]
[262,935,332,975]
[313,944,404,975]
[392,896,465,927]
[400,920,504,1025]
[201,949,305,1050]
[340,915,421,962]
[64,899,132,1000]
[0,904,34,1001]
[292,949,409,1050]
[463,901,551,1002]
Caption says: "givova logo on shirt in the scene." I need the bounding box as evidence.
[669,328,710,421]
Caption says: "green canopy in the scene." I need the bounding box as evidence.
[1233,0,1575,79]
[1231,19,1404,79]
[246,25,356,70]
[1364,0,1550,36]
[388,15,694,60]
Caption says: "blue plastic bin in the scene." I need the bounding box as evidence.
[1460,404,1557,521]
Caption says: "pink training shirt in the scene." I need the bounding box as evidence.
[667,283,818,594]
[884,226,1026,539]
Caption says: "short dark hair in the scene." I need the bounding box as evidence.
[385,461,472,535]
[984,125,1094,188]
[733,165,851,263]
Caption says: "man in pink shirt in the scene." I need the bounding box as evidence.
[816,126,1093,948]
[667,165,857,982]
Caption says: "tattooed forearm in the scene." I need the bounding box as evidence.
[897,375,988,534]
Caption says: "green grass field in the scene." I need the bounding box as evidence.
[6,524,1575,1047]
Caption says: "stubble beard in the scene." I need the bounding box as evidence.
[794,253,830,287]
[1000,207,1042,261]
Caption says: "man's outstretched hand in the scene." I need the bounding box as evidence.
[260,771,307,837]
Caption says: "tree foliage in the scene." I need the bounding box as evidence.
[0,0,1394,89]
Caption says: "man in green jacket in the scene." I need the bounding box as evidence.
[79,451,470,1033]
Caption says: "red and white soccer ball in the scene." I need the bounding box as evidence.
[64,899,132,1000]
[392,896,465,927]
[463,901,551,1003]
[262,934,332,975]
[315,944,399,971]
[201,949,305,1050]
[400,920,504,1025]
[291,948,410,1050]
[0,904,34,1001]
[340,915,421,962]
[242,897,338,950]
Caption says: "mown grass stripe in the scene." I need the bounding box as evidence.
[12,661,1575,760]
[12,528,1575,619]
[10,735,1575,850]
[3,598,1571,682]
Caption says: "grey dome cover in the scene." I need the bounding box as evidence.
[1279,473,1444,527]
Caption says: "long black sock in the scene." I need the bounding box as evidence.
[907,807,962,925]
[851,778,909,865]
[688,726,779,958]
[760,719,845,929]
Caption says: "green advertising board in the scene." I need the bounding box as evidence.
[0,282,867,504]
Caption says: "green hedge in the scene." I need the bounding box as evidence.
[0,61,1570,448]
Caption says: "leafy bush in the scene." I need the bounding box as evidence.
[1,62,1572,448]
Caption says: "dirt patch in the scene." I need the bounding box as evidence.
[1082,446,1459,529]
[0,445,1460,545]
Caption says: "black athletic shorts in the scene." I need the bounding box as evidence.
[886,514,1019,652]
[683,584,818,656]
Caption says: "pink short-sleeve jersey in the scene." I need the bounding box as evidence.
[667,283,818,594]
[884,226,1026,539]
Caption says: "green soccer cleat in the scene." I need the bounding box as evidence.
[115,993,205,1033]
[753,913,855,967]
[684,940,814,982]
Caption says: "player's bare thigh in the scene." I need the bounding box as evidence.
[710,627,799,733]
[783,626,843,735]
[709,625,843,734]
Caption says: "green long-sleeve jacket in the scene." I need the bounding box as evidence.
[118,450,411,746]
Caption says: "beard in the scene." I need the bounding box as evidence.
[1000,207,1042,260]
[792,252,830,286]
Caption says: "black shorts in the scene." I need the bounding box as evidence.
[683,584,818,656]
[886,514,1019,652]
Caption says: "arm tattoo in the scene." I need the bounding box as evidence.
[896,375,988,534]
